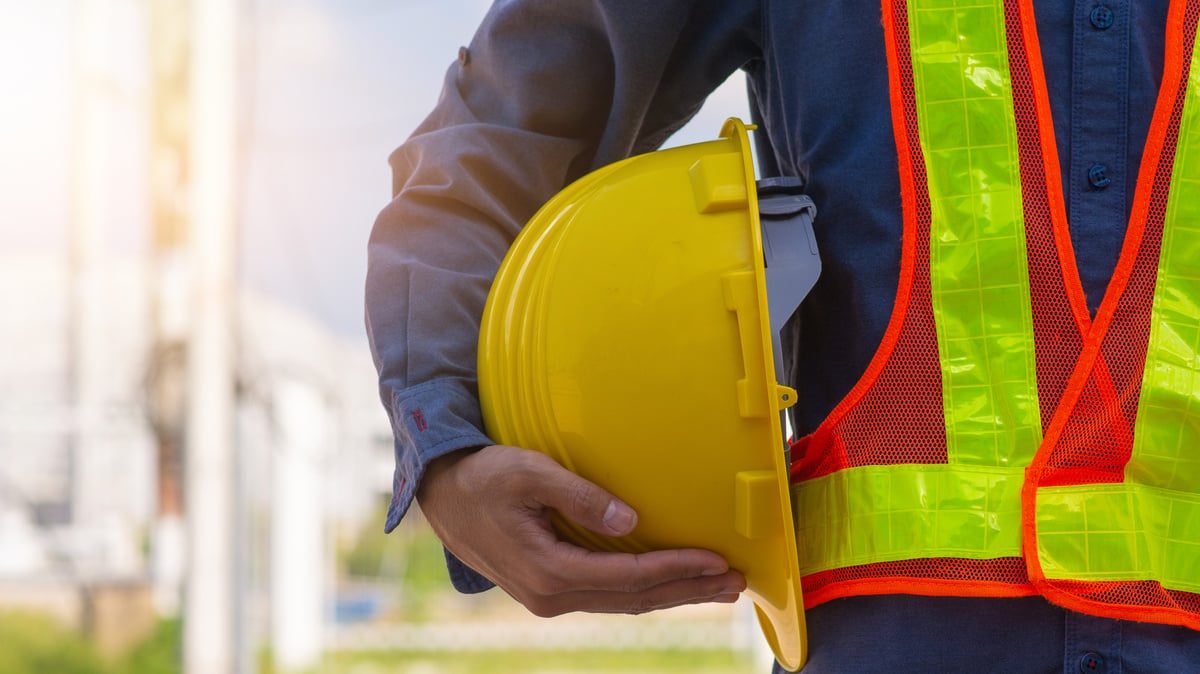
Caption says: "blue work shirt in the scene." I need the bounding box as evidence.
[365,1,1200,670]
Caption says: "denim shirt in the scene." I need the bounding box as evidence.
[365,1,1200,670]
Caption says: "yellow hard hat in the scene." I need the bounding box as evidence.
[479,119,819,671]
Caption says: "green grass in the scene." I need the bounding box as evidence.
[0,611,111,674]
[318,648,757,674]
[0,606,759,674]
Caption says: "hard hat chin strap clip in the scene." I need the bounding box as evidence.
[757,177,821,452]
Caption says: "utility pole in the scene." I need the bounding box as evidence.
[271,380,328,672]
[184,0,240,671]
[147,0,191,618]
[70,0,116,535]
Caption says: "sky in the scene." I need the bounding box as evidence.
[0,3,79,252]
[1,0,750,340]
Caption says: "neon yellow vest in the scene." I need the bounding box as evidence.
[790,0,1200,628]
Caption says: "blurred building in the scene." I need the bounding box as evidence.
[0,249,393,657]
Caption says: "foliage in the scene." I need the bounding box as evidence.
[339,514,453,622]
[0,611,112,674]
[340,511,389,578]
[399,524,454,593]
[116,618,180,674]
[338,499,449,593]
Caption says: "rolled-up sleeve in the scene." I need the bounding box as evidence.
[365,0,762,589]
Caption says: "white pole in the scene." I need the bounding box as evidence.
[271,379,328,671]
[184,0,239,671]
[70,0,115,535]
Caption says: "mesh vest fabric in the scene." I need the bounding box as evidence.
[790,0,1200,630]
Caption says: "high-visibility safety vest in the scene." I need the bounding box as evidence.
[789,0,1200,629]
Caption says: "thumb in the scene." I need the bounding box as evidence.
[534,456,638,537]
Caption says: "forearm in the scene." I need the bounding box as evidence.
[366,0,761,538]
[366,121,589,531]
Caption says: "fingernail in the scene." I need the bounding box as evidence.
[602,500,636,535]
[701,566,727,577]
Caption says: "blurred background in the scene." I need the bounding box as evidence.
[0,1,763,672]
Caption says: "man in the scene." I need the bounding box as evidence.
[366,1,1200,670]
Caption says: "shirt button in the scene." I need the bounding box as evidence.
[1090,5,1115,30]
[1079,652,1106,672]
[1088,163,1112,189]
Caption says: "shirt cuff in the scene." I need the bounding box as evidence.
[444,548,497,594]
[382,378,494,534]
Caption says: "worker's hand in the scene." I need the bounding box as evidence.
[415,444,746,617]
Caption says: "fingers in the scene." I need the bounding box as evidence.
[542,544,729,594]
[510,543,747,617]
[526,451,637,536]
[521,569,748,618]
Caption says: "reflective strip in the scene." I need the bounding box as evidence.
[793,465,1024,575]
[1130,36,1200,494]
[1036,484,1200,594]
[909,0,1042,467]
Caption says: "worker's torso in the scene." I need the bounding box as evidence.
[756,0,1200,629]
